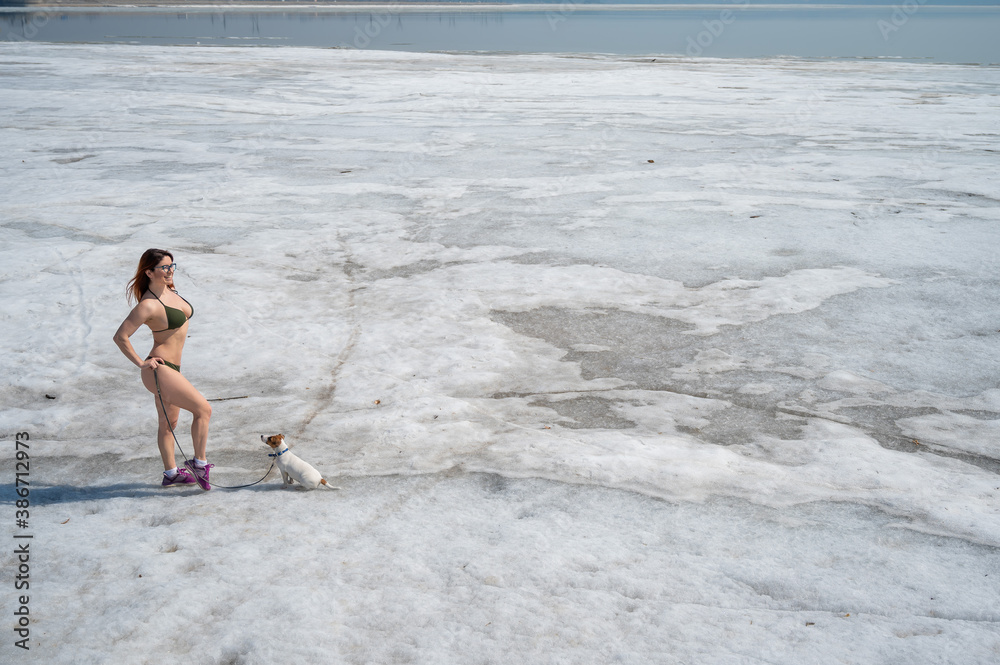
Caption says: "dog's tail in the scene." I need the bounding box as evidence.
[319,478,341,491]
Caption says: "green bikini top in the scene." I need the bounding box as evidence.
[149,290,193,333]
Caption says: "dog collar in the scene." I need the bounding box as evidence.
[268,448,289,458]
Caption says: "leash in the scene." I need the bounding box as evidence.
[154,367,273,490]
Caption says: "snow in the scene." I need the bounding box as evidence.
[1,43,999,663]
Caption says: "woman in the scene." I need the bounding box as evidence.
[113,249,213,490]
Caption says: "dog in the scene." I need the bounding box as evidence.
[260,434,338,490]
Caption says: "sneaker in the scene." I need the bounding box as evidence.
[184,459,213,491]
[162,468,196,487]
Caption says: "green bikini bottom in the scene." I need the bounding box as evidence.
[146,356,181,373]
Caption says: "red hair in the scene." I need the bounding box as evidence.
[126,248,173,305]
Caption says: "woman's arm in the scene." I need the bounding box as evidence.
[113,302,157,369]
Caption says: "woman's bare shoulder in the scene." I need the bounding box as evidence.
[129,296,160,321]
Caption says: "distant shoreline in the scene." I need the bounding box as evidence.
[2,1,998,8]
[3,0,999,8]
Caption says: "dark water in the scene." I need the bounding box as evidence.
[2,6,999,63]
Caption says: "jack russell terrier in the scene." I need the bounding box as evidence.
[260,434,338,490]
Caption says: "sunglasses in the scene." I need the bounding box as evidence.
[155,263,178,273]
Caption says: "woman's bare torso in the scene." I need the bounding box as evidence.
[143,290,191,366]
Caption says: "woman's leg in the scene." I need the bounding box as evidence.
[153,396,181,471]
[142,366,212,462]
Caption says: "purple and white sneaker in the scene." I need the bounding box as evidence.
[184,459,213,491]
[162,468,196,487]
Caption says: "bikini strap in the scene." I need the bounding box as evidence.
[147,289,181,333]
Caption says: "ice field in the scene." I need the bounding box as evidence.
[1,43,999,663]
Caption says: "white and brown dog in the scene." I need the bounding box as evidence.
[260,434,338,490]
